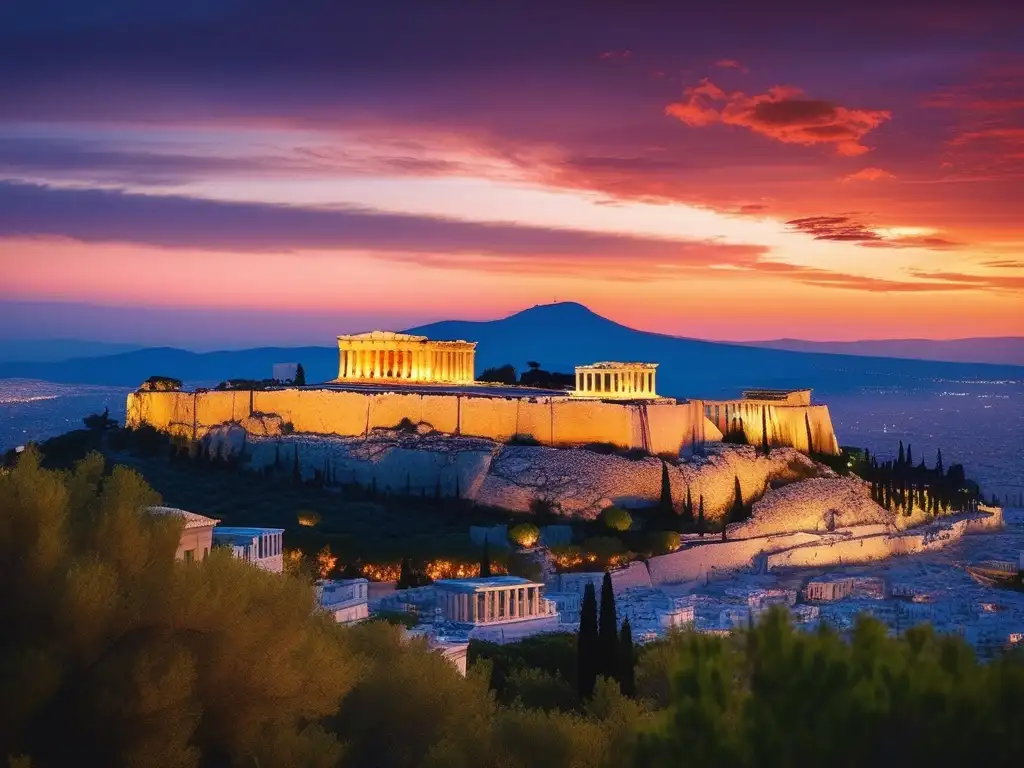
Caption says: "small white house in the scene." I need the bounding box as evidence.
[212,527,285,573]
[317,578,370,625]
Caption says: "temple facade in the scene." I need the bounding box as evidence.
[335,331,476,384]
[434,576,556,624]
[573,362,658,399]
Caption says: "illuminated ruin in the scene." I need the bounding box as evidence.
[336,331,476,384]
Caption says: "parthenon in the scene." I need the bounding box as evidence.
[335,331,476,384]
[572,362,658,399]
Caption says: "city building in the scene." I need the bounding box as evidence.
[146,506,218,563]
[317,578,370,625]
[212,527,285,573]
[805,576,855,602]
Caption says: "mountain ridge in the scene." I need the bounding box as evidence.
[1,302,1020,397]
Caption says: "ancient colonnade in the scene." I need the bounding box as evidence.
[437,580,554,624]
[572,362,658,399]
[336,331,476,384]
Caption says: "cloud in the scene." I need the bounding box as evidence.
[666,79,890,156]
[841,167,895,182]
[785,215,881,243]
[909,270,1024,292]
[0,181,768,280]
[746,262,988,293]
[981,259,1024,269]
[713,59,748,73]
[786,215,961,250]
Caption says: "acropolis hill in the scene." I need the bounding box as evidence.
[127,328,840,459]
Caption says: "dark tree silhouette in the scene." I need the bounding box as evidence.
[598,572,619,680]
[804,413,814,454]
[577,582,598,699]
[478,364,517,384]
[697,495,706,538]
[618,618,636,697]
[658,461,673,518]
[761,407,770,455]
[681,486,695,530]
[294,363,306,386]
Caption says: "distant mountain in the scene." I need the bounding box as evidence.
[742,337,1024,367]
[1,302,1021,397]
[0,338,144,363]
[407,303,1024,398]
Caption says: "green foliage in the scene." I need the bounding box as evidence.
[470,633,578,700]
[636,608,1024,766]
[581,536,627,563]
[139,375,182,392]
[371,610,419,629]
[599,506,632,532]
[618,619,636,697]
[509,522,540,548]
[503,667,579,712]
[646,530,680,556]
[478,364,517,384]
[0,448,359,767]
[505,549,544,582]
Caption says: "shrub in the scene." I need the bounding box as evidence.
[508,434,542,446]
[581,536,627,562]
[297,510,322,527]
[509,522,541,548]
[646,530,680,555]
[479,364,518,385]
[371,610,419,629]
[600,506,633,532]
[139,375,182,392]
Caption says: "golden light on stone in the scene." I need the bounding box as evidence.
[334,331,477,384]
[572,362,659,399]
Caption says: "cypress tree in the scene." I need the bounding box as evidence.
[936,449,944,478]
[658,461,673,518]
[618,618,636,697]
[681,486,695,530]
[577,583,598,699]
[294,363,306,386]
[731,475,745,522]
[480,538,492,578]
[898,440,905,469]
[805,413,814,454]
[761,407,770,455]
[906,443,913,469]
[598,572,619,680]
[697,495,706,537]
[398,556,413,589]
[292,447,302,485]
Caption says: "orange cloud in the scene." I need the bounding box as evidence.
[841,167,896,182]
[666,79,891,156]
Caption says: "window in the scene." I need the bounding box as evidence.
[183,549,195,563]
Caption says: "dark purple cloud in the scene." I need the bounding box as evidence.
[0,181,766,276]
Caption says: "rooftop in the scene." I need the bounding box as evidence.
[577,361,658,369]
[742,388,811,399]
[434,575,538,592]
[145,506,219,529]
[212,526,285,547]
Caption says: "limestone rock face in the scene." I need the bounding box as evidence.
[732,476,891,538]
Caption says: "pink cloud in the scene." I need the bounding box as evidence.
[713,59,748,73]
[841,167,896,182]
[665,79,890,156]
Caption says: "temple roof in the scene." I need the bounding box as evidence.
[146,506,220,529]
[338,331,428,341]
[576,361,659,369]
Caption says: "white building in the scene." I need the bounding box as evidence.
[805,576,855,602]
[545,591,582,623]
[317,578,370,625]
[434,576,560,643]
[145,506,219,563]
[212,527,285,573]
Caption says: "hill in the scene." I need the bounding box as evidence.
[1,302,1021,396]
[742,336,1024,366]
[0,338,144,363]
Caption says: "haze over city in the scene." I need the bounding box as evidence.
[1,1,1022,347]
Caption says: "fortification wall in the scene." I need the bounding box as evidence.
[704,399,839,455]
[127,387,835,457]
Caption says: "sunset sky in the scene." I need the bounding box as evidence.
[1,1,1022,346]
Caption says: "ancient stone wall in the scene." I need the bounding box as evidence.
[127,387,838,457]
